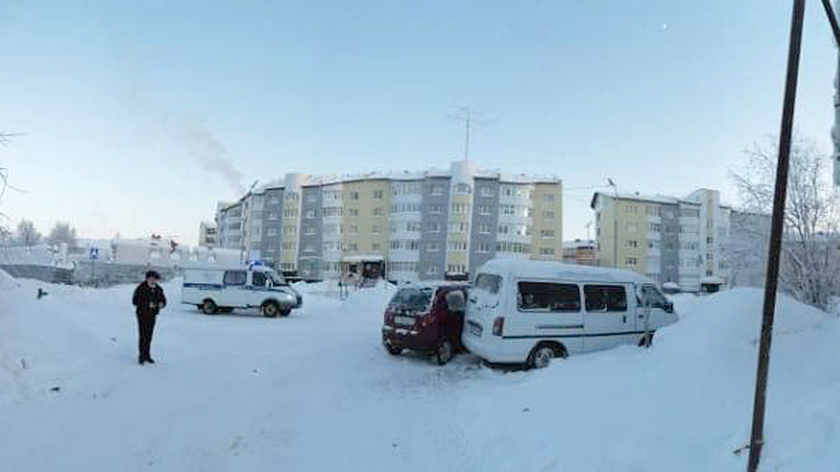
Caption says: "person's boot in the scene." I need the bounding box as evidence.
[145,357,155,364]
[138,356,145,365]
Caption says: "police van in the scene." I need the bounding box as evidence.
[181,265,302,317]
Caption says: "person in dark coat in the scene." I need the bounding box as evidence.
[132,270,166,365]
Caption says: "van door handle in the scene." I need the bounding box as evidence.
[622,316,626,323]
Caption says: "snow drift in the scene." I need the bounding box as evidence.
[0,276,838,471]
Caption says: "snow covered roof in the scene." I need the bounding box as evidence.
[398,280,469,290]
[562,239,595,249]
[476,259,653,284]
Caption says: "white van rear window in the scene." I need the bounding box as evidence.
[474,274,501,294]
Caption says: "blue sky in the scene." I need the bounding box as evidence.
[1,0,837,244]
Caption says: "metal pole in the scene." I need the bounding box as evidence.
[747,1,805,470]
[820,0,840,46]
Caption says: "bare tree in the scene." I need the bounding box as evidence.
[47,222,78,249]
[16,219,41,247]
[731,136,840,311]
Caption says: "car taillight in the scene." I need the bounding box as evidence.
[492,317,504,336]
[384,310,394,325]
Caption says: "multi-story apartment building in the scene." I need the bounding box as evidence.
[213,161,563,281]
[591,189,731,292]
[197,221,217,248]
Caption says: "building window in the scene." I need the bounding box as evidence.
[540,229,556,239]
[372,225,381,234]
[479,205,491,216]
[373,207,383,217]
[350,191,360,200]
[373,190,383,200]
[426,242,440,252]
[543,211,555,220]
[625,257,638,266]
[539,247,555,256]
[480,186,494,197]
[429,204,444,214]
[305,210,316,219]
[349,225,359,235]
[477,243,491,253]
[479,223,491,234]
[451,203,469,214]
[428,222,442,233]
[544,194,555,203]
[349,208,359,217]
[454,183,471,194]
[372,243,381,251]
[627,240,638,248]
[304,226,316,235]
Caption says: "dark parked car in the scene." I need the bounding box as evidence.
[381,282,469,364]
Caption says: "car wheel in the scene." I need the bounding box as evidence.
[385,343,403,356]
[435,340,454,365]
[263,301,280,318]
[201,299,218,315]
[279,307,292,317]
[528,343,564,369]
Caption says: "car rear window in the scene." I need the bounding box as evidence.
[474,274,502,294]
[584,285,627,312]
[517,282,580,312]
[388,287,434,312]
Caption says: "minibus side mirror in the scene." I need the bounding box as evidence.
[445,291,466,312]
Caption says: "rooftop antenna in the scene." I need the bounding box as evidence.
[607,178,619,197]
[448,107,492,162]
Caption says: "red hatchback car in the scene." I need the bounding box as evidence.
[381,282,469,364]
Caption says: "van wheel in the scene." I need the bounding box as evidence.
[201,299,218,315]
[435,340,454,365]
[527,343,566,369]
[262,301,280,318]
[385,343,403,356]
[639,332,654,348]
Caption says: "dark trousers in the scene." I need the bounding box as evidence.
[136,314,157,360]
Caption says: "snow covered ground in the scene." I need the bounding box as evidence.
[1,272,839,471]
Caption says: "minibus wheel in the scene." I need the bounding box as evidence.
[638,332,654,347]
[262,301,280,318]
[201,299,218,315]
[435,340,454,365]
[527,342,565,369]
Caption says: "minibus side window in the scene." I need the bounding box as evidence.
[517,282,580,312]
[252,271,268,287]
[584,285,627,312]
[223,270,247,286]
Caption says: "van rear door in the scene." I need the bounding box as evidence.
[582,284,634,353]
[509,281,584,354]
